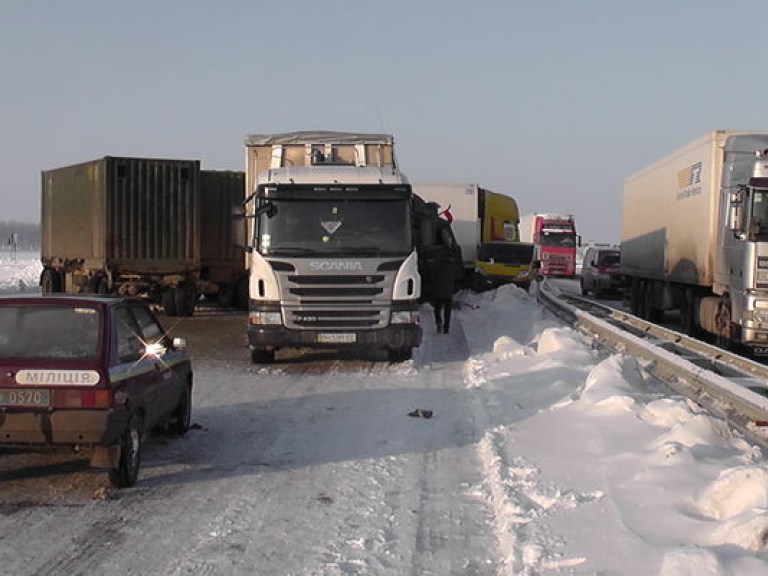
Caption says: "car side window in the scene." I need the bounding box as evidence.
[115,307,143,362]
[131,305,165,344]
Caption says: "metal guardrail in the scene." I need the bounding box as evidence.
[536,279,768,445]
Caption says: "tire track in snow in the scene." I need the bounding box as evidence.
[463,354,596,574]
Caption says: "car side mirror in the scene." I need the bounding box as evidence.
[172,337,187,351]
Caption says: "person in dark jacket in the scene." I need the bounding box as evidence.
[425,248,456,334]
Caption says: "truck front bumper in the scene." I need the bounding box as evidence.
[247,323,422,351]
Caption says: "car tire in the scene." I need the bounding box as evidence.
[108,414,143,488]
[169,382,192,435]
[580,279,588,296]
[250,348,275,364]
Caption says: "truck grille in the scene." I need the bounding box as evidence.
[273,268,397,330]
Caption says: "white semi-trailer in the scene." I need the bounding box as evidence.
[621,130,768,353]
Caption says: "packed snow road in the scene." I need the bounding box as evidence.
[3,287,768,575]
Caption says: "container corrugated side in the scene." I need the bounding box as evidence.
[200,170,246,284]
[104,156,201,274]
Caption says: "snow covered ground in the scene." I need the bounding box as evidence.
[3,254,768,574]
[0,250,40,294]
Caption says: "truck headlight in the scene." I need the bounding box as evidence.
[249,311,282,325]
[751,309,768,323]
[391,310,419,324]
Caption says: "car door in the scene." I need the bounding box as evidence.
[129,303,182,419]
[113,305,163,427]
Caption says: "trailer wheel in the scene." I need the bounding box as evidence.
[174,283,197,317]
[162,289,178,316]
[40,269,63,293]
[680,287,697,336]
[86,275,109,295]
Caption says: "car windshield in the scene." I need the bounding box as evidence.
[598,253,620,267]
[0,304,101,359]
[257,197,412,256]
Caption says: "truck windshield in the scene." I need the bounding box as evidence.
[749,190,768,241]
[478,243,534,264]
[257,198,412,256]
[539,230,576,247]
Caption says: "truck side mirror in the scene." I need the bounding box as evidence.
[231,205,249,251]
[728,186,746,233]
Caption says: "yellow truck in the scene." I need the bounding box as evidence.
[412,183,539,291]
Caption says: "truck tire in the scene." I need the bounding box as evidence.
[175,283,197,317]
[86,275,109,295]
[40,269,63,293]
[234,274,249,311]
[162,289,178,316]
[250,348,275,364]
[388,347,413,362]
[108,414,143,488]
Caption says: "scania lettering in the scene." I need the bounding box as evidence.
[310,261,365,271]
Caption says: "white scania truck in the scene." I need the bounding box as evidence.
[242,131,434,363]
[621,130,768,353]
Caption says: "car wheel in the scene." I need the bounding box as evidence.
[251,348,275,364]
[108,414,143,488]
[169,382,192,435]
[580,278,587,295]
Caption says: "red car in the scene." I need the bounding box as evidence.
[0,295,192,487]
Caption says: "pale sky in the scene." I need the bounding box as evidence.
[1,1,762,243]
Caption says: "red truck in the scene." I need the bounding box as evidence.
[519,213,580,277]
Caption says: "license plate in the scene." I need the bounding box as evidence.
[317,333,356,344]
[0,388,51,407]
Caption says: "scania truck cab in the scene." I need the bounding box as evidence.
[245,164,422,363]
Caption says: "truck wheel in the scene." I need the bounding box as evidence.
[108,414,143,488]
[40,269,63,293]
[250,348,275,364]
[234,275,249,310]
[87,275,109,294]
[388,347,412,362]
[162,289,178,316]
[175,283,197,317]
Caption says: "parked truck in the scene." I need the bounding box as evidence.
[412,183,538,291]
[199,169,247,308]
[621,130,768,353]
[519,213,579,277]
[41,156,201,316]
[242,131,456,363]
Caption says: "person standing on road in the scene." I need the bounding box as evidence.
[427,249,456,334]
